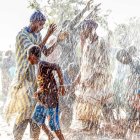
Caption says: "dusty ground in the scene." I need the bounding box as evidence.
[0,100,140,140]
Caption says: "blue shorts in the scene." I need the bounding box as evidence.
[138,89,140,94]
[32,103,60,131]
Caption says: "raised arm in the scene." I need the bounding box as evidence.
[39,24,57,48]
[41,29,68,57]
[41,42,57,57]
[76,3,101,30]
[68,0,92,30]
[72,71,81,87]
[85,3,101,20]
[39,24,58,57]
[55,65,66,96]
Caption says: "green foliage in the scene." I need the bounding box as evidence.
[28,0,85,26]
[28,0,111,31]
[28,0,40,10]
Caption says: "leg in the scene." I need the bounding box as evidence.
[30,119,40,140]
[47,105,65,140]
[31,104,54,140]
[54,130,65,140]
[128,108,137,130]
[82,120,97,132]
[41,124,54,140]
[13,119,29,140]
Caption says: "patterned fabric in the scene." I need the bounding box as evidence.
[32,103,60,131]
[138,89,140,94]
[4,27,43,125]
[30,10,46,22]
[32,104,48,125]
[37,61,59,108]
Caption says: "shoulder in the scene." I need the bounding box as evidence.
[39,61,47,67]
[40,61,60,70]
[39,60,55,67]
[16,28,29,39]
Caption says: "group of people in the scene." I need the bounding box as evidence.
[0,50,15,103]
[4,10,66,140]
[2,5,140,140]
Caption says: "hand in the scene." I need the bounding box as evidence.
[36,86,44,93]
[57,31,69,42]
[100,93,113,105]
[58,86,66,96]
[32,92,38,99]
[71,81,78,89]
[86,0,93,10]
[47,23,57,36]
[133,101,140,110]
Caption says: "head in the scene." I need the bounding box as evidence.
[80,20,98,39]
[30,10,46,33]
[5,50,13,57]
[127,46,137,56]
[28,46,41,65]
[67,63,79,79]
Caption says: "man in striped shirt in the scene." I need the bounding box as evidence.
[4,10,60,140]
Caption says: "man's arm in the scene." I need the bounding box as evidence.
[85,3,101,19]
[33,92,40,103]
[56,66,64,86]
[68,0,92,30]
[39,24,58,57]
[40,29,68,57]
[41,31,68,57]
[55,65,65,96]
[76,3,101,30]
[39,24,57,49]
[72,71,81,87]
[41,42,57,57]
[18,24,56,58]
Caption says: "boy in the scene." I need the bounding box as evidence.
[28,46,65,140]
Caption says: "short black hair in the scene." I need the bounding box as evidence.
[5,50,13,56]
[28,46,41,58]
[81,20,98,30]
